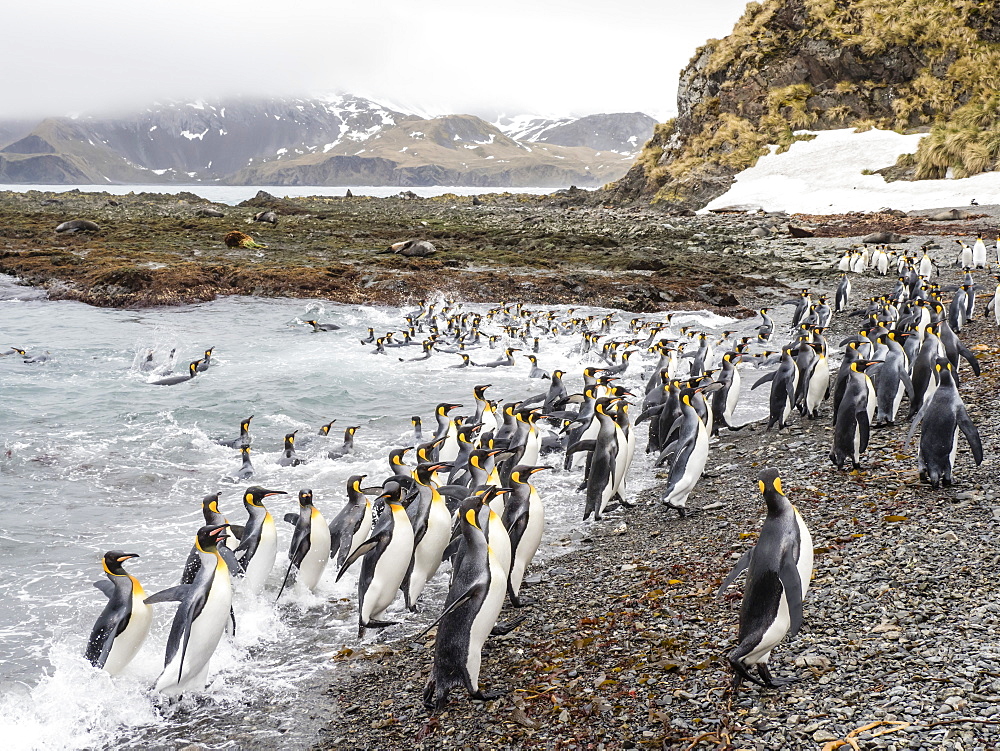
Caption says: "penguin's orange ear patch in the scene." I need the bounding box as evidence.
[245,493,253,503]
[465,509,479,528]
[774,477,783,495]
[758,480,766,494]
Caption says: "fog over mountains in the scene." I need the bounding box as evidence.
[0,96,656,187]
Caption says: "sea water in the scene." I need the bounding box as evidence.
[0,273,768,749]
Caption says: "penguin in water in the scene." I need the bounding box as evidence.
[235,486,287,593]
[305,319,341,331]
[145,524,233,695]
[422,498,509,712]
[718,468,812,690]
[149,360,200,386]
[276,489,332,599]
[233,445,254,481]
[217,416,253,449]
[504,465,550,607]
[336,483,414,638]
[318,419,337,437]
[85,551,153,675]
[328,426,359,459]
[907,359,984,488]
[277,431,301,467]
[195,348,215,372]
[328,475,374,569]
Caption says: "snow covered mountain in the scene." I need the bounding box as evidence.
[0,97,655,187]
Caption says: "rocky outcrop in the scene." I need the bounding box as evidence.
[611,0,1000,209]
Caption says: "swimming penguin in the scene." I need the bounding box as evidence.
[328,426,359,459]
[503,465,550,607]
[195,348,215,372]
[411,416,423,443]
[85,551,153,675]
[277,431,301,467]
[217,416,253,449]
[235,486,287,593]
[336,483,414,638]
[422,500,507,711]
[149,360,200,386]
[328,475,374,569]
[180,495,245,585]
[907,359,984,488]
[146,524,233,695]
[276,489,332,599]
[718,468,812,690]
[233,446,254,480]
[199,492,244,550]
[305,319,341,331]
[318,419,336,436]
[526,355,550,380]
[401,462,453,611]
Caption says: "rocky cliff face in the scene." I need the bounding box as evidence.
[0,97,654,187]
[611,0,1000,209]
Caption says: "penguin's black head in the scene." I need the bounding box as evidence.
[415,461,451,485]
[473,385,491,398]
[298,489,313,506]
[189,361,200,375]
[195,524,229,552]
[204,348,214,357]
[437,403,462,416]
[102,551,140,576]
[319,420,335,435]
[285,431,297,446]
[242,416,254,431]
[243,486,287,507]
[202,493,221,513]
[511,465,552,484]
[757,468,783,497]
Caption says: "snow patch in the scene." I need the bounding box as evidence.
[699,128,992,215]
[276,148,287,155]
[148,125,157,132]
[409,132,425,139]
[181,129,209,141]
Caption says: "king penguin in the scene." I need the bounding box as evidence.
[336,483,414,637]
[718,469,812,689]
[277,489,332,599]
[235,486,287,593]
[145,524,233,695]
[328,475,374,569]
[503,465,550,607]
[402,462,454,611]
[85,551,153,675]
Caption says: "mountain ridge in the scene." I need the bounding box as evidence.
[0,96,655,187]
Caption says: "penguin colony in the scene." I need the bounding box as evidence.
[84,262,987,708]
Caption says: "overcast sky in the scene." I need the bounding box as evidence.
[2,0,750,121]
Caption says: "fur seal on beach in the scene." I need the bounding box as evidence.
[55,219,100,233]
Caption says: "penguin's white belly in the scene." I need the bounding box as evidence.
[794,512,813,599]
[299,514,332,591]
[745,592,790,666]
[725,372,741,421]
[806,362,828,412]
[487,517,511,579]
[244,520,276,593]
[612,426,628,492]
[948,428,959,474]
[467,554,507,689]
[438,427,459,462]
[409,504,451,601]
[157,569,231,694]
[349,506,373,561]
[521,433,540,467]
[509,494,544,595]
[890,381,906,420]
[665,427,708,506]
[104,595,152,675]
[363,523,413,621]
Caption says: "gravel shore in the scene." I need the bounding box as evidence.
[307,242,1000,750]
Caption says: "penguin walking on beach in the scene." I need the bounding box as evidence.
[85,551,153,675]
[751,347,799,431]
[328,475,374,569]
[907,360,984,488]
[872,333,912,426]
[657,391,711,517]
[422,497,509,712]
[277,489,332,599]
[718,469,812,690]
[336,484,414,637]
[567,397,622,521]
[835,274,851,313]
[235,486,287,593]
[829,361,878,470]
[145,524,233,695]
[503,465,550,607]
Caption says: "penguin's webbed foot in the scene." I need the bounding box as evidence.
[757,663,801,689]
[663,501,686,518]
[470,688,504,702]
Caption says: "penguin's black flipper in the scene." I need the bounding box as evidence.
[491,615,527,636]
[92,580,115,598]
[144,585,190,604]
[717,548,754,595]
[228,524,245,541]
[283,513,298,525]
[566,439,597,456]
[751,371,777,390]
[857,408,871,454]
[415,589,480,639]
[336,538,380,581]
[900,369,914,400]
[958,407,984,465]
[217,545,243,575]
[958,344,981,376]
[778,558,805,638]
